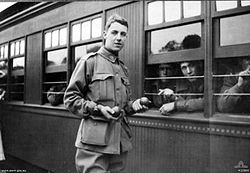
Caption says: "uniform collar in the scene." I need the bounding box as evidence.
[98,46,119,63]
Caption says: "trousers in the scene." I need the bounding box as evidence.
[75,148,128,173]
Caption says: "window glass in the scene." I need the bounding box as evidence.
[20,40,25,55]
[10,43,14,57]
[0,46,4,59]
[4,45,8,58]
[213,57,250,114]
[15,41,20,56]
[148,1,163,25]
[150,23,201,54]
[216,1,237,11]
[183,1,201,18]
[72,24,81,42]
[59,28,67,46]
[145,60,204,109]
[45,32,51,49]
[165,1,181,22]
[12,57,24,71]
[52,30,59,47]
[220,14,250,46]
[241,0,250,6]
[81,21,91,40]
[0,59,8,96]
[75,42,102,63]
[92,18,102,38]
[46,49,67,66]
[0,60,8,71]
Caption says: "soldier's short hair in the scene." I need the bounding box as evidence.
[105,14,128,31]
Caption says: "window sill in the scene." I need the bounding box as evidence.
[132,109,250,126]
[1,103,250,125]
[0,101,79,119]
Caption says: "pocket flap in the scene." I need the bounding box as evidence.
[121,77,130,86]
[81,118,109,146]
[92,74,114,82]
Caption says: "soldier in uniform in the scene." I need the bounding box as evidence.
[64,14,147,173]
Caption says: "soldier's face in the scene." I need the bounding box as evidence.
[180,62,198,82]
[242,58,250,71]
[103,22,128,52]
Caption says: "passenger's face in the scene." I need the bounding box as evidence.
[103,22,128,53]
[180,62,198,82]
[242,58,250,71]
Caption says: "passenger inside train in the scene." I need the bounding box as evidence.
[156,34,204,114]
[217,56,250,113]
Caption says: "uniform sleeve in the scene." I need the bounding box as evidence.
[217,76,243,113]
[119,63,136,115]
[175,97,204,112]
[64,58,97,118]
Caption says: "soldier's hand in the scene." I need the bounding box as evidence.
[158,88,174,95]
[132,98,150,112]
[97,105,118,121]
[159,102,175,115]
[158,88,177,102]
[238,68,250,87]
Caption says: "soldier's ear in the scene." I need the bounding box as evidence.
[103,31,107,40]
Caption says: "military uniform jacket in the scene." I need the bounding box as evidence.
[217,72,250,113]
[64,47,134,154]
[174,79,204,112]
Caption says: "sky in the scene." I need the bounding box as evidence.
[0,2,16,13]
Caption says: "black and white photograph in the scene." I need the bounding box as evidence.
[0,1,250,173]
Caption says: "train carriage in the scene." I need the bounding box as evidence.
[0,1,250,173]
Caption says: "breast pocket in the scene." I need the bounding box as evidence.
[90,74,115,102]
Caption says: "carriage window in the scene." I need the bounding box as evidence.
[43,26,67,106]
[147,1,201,26]
[71,17,102,43]
[0,44,8,100]
[81,21,91,40]
[145,60,204,109]
[216,1,237,11]
[74,42,102,65]
[44,27,67,49]
[241,0,250,6]
[71,15,103,70]
[145,0,204,115]
[220,14,250,46]
[164,1,180,22]
[213,1,250,116]
[9,39,25,102]
[145,32,204,110]
[144,31,204,111]
[148,1,163,25]
[213,57,250,115]
[150,23,201,54]
[183,1,201,18]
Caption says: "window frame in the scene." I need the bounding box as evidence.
[145,0,206,64]
[69,13,104,75]
[70,14,103,46]
[211,1,250,119]
[9,37,26,102]
[144,0,250,120]
[0,42,9,101]
[42,24,68,105]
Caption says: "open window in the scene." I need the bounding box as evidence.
[43,26,67,106]
[212,0,250,117]
[71,14,103,71]
[144,1,205,113]
[9,39,25,102]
